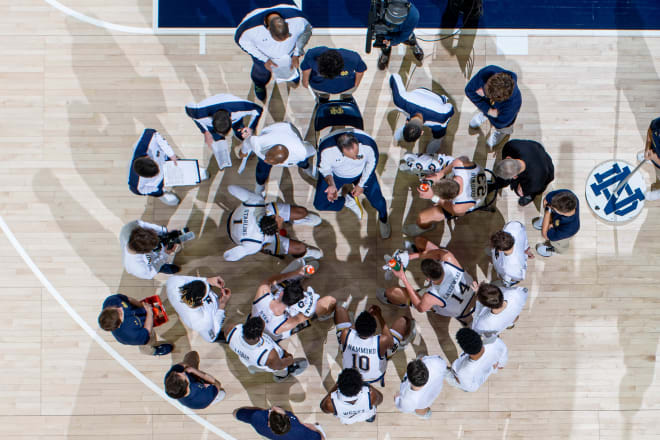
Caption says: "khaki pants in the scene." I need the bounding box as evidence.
[138,329,163,355]
[546,238,570,254]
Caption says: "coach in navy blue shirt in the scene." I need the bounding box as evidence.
[98,294,173,356]
[164,351,225,410]
[465,65,522,148]
[532,190,580,257]
[301,47,367,99]
[234,406,325,440]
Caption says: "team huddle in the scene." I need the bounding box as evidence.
[96,3,589,439]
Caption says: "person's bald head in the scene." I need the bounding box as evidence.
[264,145,289,165]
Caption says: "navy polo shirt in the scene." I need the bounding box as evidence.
[102,294,150,346]
[301,47,367,94]
[545,190,580,242]
[165,365,219,410]
[235,408,322,440]
[650,117,660,158]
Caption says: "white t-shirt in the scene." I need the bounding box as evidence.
[119,220,172,280]
[447,338,508,392]
[491,221,529,285]
[395,355,447,413]
[472,287,528,343]
[166,276,225,343]
[318,143,377,187]
[240,122,315,166]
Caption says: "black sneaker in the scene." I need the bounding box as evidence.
[377,49,391,71]
[254,84,267,101]
[152,343,173,356]
[518,195,534,206]
[412,43,424,62]
[366,415,376,423]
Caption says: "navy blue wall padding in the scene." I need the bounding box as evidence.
[314,101,364,132]
[159,0,660,30]
[318,130,379,163]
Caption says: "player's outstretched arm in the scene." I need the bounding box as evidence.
[368,385,384,407]
[320,384,339,414]
[265,349,294,371]
[391,269,430,313]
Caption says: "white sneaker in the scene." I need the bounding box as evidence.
[254,183,266,197]
[637,152,646,163]
[302,165,318,180]
[379,220,391,239]
[487,129,507,148]
[294,213,322,226]
[646,189,660,201]
[199,168,209,182]
[273,359,309,382]
[536,242,554,257]
[402,223,435,237]
[280,257,305,274]
[394,124,405,142]
[303,247,323,260]
[344,194,364,220]
[158,192,180,206]
[400,319,417,347]
[425,138,443,155]
[532,217,543,230]
[469,112,487,129]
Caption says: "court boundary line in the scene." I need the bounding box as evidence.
[0,216,237,440]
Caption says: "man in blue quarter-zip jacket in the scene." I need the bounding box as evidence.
[465,65,522,148]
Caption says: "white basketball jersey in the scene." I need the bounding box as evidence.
[341,329,387,382]
[330,386,376,424]
[452,164,487,211]
[424,261,475,318]
[251,293,291,341]
[286,286,320,318]
[228,204,267,246]
[226,324,284,373]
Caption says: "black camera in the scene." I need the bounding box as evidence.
[159,228,195,250]
[366,0,411,53]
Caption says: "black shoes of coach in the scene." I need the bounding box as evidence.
[152,343,174,356]
[518,195,534,206]
[411,43,424,62]
[377,48,391,70]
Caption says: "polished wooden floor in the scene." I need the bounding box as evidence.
[2,1,660,439]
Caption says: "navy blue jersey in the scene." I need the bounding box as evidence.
[235,408,322,440]
[545,190,580,241]
[301,46,367,94]
[165,365,219,410]
[102,294,150,346]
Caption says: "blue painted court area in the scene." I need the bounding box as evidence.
[157,0,660,30]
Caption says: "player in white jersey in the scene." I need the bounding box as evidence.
[321,368,383,424]
[379,237,478,325]
[223,185,323,262]
[395,355,448,418]
[251,266,337,341]
[166,275,230,343]
[226,316,308,382]
[488,221,533,286]
[472,283,528,343]
[446,328,508,392]
[335,305,415,385]
[403,156,489,236]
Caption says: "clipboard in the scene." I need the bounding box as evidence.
[163,159,200,187]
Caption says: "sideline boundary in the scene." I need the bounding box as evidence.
[0,216,236,440]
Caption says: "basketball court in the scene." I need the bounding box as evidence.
[1,0,660,439]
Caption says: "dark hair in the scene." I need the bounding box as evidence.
[550,191,578,213]
[165,370,189,399]
[180,280,208,308]
[268,411,291,435]
[420,259,444,281]
[259,215,279,236]
[406,359,429,387]
[477,283,504,309]
[212,109,231,135]
[490,230,514,252]
[98,308,121,331]
[133,156,160,178]
[337,368,364,397]
[456,328,483,355]
[354,311,377,338]
[128,227,160,253]
[436,179,460,200]
[337,133,359,152]
[268,15,289,40]
[318,49,344,78]
[403,122,423,142]
[281,279,305,306]
[243,316,265,340]
[485,72,515,102]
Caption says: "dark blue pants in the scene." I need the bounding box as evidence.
[158,264,178,274]
[313,172,388,222]
[256,158,311,185]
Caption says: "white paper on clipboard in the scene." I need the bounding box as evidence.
[272,55,299,83]
[163,159,200,187]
